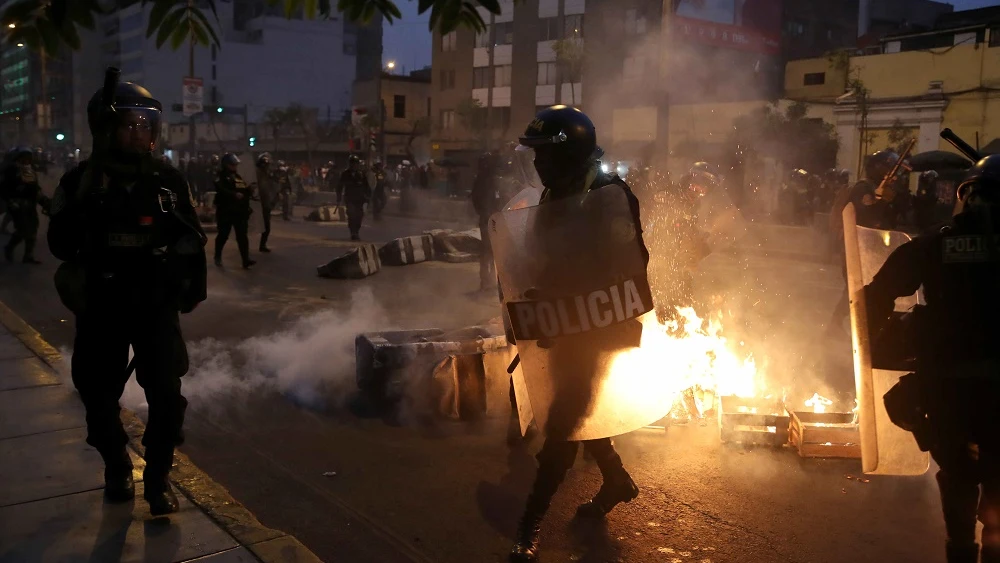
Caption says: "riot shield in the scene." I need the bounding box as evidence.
[237,153,265,235]
[490,185,670,441]
[843,203,930,476]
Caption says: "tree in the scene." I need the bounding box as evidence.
[1,0,521,54]
[886,118,914,154]
[455,97,489,149]
[552,37,584,106]
[730,102,839,174]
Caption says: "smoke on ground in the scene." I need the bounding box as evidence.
[60,288,393,413]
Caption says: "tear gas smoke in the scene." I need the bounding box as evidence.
[61,288,394,412]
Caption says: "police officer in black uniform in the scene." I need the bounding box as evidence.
[508,106,645,563]
[47,78,207,515]
[276,160,293,221]
[371,160,388,221]
[865,155,1000,563]
[213,153,255,269]
[255,153,277,253]
[849,150,910,230]
[2,146,49,264]
[337,155,371,241]
[471,152,501,292]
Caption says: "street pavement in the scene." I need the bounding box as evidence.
[0,195,950,563]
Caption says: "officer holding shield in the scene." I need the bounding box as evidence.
[864,155,1000,563]
[500,106,650,563]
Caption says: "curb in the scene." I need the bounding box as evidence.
[0,299,323,563]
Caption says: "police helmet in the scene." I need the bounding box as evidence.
[348,154,360,165]
[954,156,1000,214]
[211,154,221,165]
[221,153,240,168]
[865,150,899,181]
[87,81,162,155]
[257,153,271,166]
[919,170,939,182]
[518,105,601,187]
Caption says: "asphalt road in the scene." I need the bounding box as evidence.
[0,193,949,563]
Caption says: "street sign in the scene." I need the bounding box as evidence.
[182,77,204,117]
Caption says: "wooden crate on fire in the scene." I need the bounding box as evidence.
[717,396,789,446]
[787,410,862,459]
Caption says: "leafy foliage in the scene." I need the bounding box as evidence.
[730,102,840,173]
[1,0,521,54]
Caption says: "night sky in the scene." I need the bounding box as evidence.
[381,0,1000,72]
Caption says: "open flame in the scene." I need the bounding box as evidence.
[805,393,834,414]
[606,307,762,418]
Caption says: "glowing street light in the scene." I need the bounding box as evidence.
[7,23,15,29]
[386,61,396,71]
[55,133,65,141]
[16,43,23,47]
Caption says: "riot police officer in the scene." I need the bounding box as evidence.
[849,150,910,230]
[276,160,292,220]
[471,152,501,292]
[336,155,371,241]
[214,153,255,269]
[865,155,1000,563]
[507,106,645,563]
[371,160,388,221]
[2,146,49,263]
[47,77,207,515]
[255,153,277,253]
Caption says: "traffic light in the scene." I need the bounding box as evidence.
[248,136,256,147]
[216,107,223,113]
[55,132,65,141]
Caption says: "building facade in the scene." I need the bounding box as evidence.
[66,0,375,157]
[352,70,432,164]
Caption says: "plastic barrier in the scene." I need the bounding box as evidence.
[378,234,436,266]
[317,244,381,279]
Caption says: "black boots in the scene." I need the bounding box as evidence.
[509,497,549,563]
[242,260,257,270]
[143,448,179,516]
[576,472,639,519]
[946,542,980,563]
[100,447,135,503]
[259,245,271,253]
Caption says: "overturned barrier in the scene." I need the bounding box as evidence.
[378,234,436,266]
[424,228,483,263]
[305,205,346,222]
[317,244,381,279]
[355,324,513,420]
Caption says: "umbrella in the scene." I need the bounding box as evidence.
[908,150,972,172]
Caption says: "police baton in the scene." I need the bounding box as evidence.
[940,129,982,162]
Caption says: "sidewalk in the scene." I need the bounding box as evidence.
[0,302,321,563]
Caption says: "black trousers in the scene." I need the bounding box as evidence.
[215,211,250,266]
[5,210,38,259]
[71,299,189,456]
[346,202,364,238]
[259,206,272,249]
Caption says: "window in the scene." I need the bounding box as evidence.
[440,69,455,90]
[495,22,514,45]
[624,9,647,35]
[442,31,457,52]
[991,27,1000,47]
[623,56,644,82]
[476,26,491,48]
[394,95,406,118]
[537,62,557,85]
[473,67,490,89]
[785,20,805,37]
[803,72,825,86]
[564,15,584,38]
[211,64,216,80]
[427,97,432,116]
[441,110,456,130]
[492,107,511,131]
[211,45,217,62]
[539,17,560,41]
[494,65,512,87]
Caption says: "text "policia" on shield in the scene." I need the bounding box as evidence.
[506,278,653,341]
